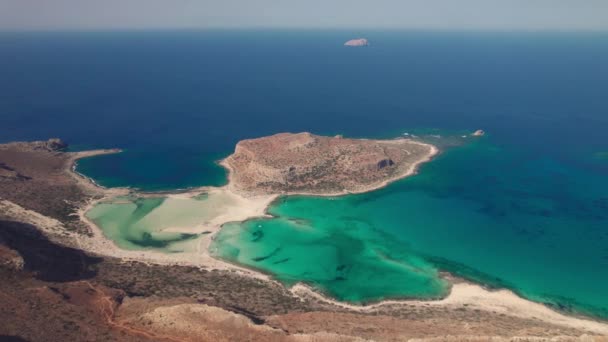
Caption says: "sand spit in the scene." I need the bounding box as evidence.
[67,148,274,275]
[71,133,439,276]
[75,189,277,280]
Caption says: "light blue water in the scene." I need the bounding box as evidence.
[1,31,607,317]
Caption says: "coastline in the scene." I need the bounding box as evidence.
[66,147,279,279]
[43,139,608,335]
[68,148,127,195]
[290,282,608,334]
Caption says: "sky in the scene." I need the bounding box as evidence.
[1,0,607,31]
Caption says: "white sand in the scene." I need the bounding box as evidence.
[73,188,275,280]
[160,188,277,233]
[290,283,608,335]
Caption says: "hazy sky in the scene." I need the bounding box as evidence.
[1,0,607,31]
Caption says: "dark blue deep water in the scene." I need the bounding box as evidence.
[1,31,607,317]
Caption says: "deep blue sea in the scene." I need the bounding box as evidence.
[1,31,607,317]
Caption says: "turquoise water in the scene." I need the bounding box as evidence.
[85,191,249,251]
[2,31,607,318]
[85,196,202,251]
[213,213,449,303]
[212,137,608,317]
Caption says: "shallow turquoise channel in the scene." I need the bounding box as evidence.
[84,136,608,319]
[211,138,608,318]
[86,196,201,252]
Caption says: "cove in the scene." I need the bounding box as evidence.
[211,138,608,318]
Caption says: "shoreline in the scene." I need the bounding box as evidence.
[289,282,608,334]
[54,138,608,335]
[68,148,129,195]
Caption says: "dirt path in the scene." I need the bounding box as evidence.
[82,281,187,342]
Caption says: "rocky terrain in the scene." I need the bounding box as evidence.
[344,38,369,46]
[223,132,436,195]
[1,138,607,341]
[0,139,118,236]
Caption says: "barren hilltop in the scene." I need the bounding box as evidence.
[222,132,437,196]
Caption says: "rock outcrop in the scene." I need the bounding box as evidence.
[344,38,369,47]
[44,138,68,151]
[0,138,68,152]
[377,158,395,170]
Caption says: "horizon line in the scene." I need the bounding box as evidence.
[2,27,608,34]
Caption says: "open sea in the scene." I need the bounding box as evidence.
[1,30,607,318]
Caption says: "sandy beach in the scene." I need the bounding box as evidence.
[290,283,608,335]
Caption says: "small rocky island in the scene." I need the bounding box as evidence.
[222,132,436,195]
[344,38,369,46]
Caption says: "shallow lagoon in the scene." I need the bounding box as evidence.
[86,191,242,252]
[212,216,449,303]
[211,139,608,317]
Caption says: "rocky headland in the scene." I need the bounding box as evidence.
[222,132,436,196]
